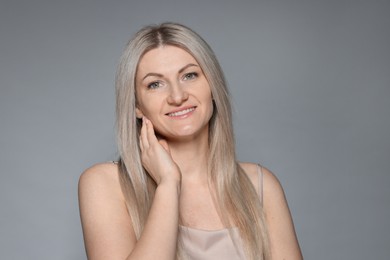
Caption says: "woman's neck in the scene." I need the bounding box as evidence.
[167,132,209,182]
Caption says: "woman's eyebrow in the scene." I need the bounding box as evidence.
[142,72,163,81]
[142,63,199,81]
[178,63,199,74]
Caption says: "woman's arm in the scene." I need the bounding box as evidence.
[263,167,303,259]
[78,166,180,260]
[79,118,181,260]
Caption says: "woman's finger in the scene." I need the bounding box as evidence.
[140,116,149,149]
[139,134,144,151]
[144,117,158,144]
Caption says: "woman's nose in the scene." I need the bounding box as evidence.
[167,84,189,105]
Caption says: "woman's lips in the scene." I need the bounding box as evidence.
[166,106,196,117]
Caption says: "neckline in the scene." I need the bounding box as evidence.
[179,225,237,233]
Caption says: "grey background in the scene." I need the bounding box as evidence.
[1,0,389,259]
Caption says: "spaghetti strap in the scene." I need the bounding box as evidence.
[257,164,264,205]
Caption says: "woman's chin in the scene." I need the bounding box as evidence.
[164,128,208,142]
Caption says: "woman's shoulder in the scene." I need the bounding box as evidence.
[78,162,136,259]
[240,162,289,217]
[80,161,119,180]
[238,162,259,186]
[78,161,123,199]
[239,162,302,258]
[238,162,283,194]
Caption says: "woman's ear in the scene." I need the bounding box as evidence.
[135,107,144,119]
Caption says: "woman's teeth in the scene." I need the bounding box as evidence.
[168,107,195,117]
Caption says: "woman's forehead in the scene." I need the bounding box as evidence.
[137,46,200,75]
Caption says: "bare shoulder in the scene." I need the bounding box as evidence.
[79,162,124,201]
[259,165,289,213]
[78,162,136,259]
[240,163,302,258]
[80,162,119,181]
[261,166,285,199]
[260,166,303,259]
[238,161,259,188]
[238,162,283,194]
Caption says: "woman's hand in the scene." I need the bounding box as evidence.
[139,117,181,185]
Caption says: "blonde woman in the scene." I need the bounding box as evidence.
[78,23,302,260]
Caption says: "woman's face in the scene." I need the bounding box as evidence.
[135,45,213,141]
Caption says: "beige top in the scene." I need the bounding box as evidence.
[179,226,245,259]
[179,165,263,260]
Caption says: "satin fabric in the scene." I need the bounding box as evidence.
[179,226,245,259]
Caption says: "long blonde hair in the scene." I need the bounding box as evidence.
[115,22,270,259]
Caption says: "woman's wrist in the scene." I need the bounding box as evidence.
[157,176,181,195]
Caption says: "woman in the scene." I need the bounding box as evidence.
[79,23,302,260]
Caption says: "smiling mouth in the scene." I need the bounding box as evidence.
[166,107,196,117]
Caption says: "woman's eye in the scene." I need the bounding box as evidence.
[183,72,198,81]
[147,81,161,89]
